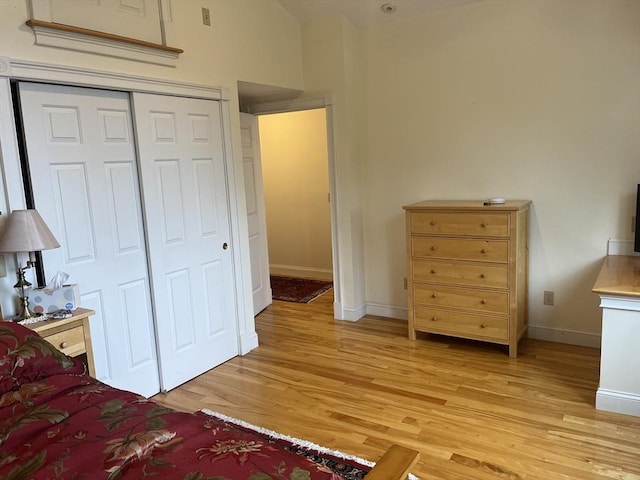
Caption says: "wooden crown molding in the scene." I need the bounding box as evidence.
[25,19,183,67]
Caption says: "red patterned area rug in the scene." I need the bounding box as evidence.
[200,409,373,480]
[270,275,333,303]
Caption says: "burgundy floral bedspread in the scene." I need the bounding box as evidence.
[0,322,344,480]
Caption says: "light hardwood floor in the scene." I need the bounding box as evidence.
[154,292,640,480]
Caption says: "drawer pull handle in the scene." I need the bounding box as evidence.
[480,299,487,304]
[431,294,438,298]
[481,248,487,254]
[430,269,436,274]
[479,273,486,279]
[480,222,487,228]
[430,246,437,251]
[431,316,438,322]
[430,221,436,226]
[60,342,68,349]
[480,323,488,329]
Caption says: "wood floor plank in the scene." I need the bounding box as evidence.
[154,292,640,479]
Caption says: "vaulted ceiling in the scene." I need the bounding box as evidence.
[277,0,482,27]
[239,0,483,103]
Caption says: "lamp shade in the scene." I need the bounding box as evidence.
[0,209,60,253]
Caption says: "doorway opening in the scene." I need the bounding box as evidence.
[240,101,340,317]
[237,80,341,318]
[259,108,333,285]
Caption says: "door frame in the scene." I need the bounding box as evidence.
[0,56,256,354]
[245,96,344,320]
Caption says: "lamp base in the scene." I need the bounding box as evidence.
[16,296,35,320]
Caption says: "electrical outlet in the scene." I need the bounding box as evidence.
[403,277,407,290]
[543,290,554,306]
[202,7,211,26]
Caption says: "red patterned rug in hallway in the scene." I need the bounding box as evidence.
[270,275,333,303]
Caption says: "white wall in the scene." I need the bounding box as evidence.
[259,109,332,280]
[356,0,639,344]
[0,0,303,89]
[301,16,366,319]
[0,0,304,327]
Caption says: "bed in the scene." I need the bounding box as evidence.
[0,321,418,479]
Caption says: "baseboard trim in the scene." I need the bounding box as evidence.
[362,303,602,348]
[269,264,333,281]
[239,332,259,355]
[596,388,640,416]
[526,325,601,348]
[339,303,367,322]
[366,303,408,320]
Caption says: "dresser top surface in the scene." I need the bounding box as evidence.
[592,255,640,298]
[403,200,532,211]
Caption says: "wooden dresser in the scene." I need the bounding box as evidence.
[403,200,531,357]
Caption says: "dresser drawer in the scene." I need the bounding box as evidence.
[413,259,509,289]
[41,326,86,357]
[414,307,508,341]
[412,237,509,263]
[414,283,509,314]
[410,212,510,237]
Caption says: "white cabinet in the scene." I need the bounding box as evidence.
[592,255,640,417]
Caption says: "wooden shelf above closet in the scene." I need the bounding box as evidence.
[25,19,183,66]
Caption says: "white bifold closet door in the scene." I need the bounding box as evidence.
[131,92,239,392]
[18,82,160,397]
[18,83,240,395]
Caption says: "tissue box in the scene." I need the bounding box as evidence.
[31,284,80,314]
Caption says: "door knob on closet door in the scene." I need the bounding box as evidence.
[222,242,229,250]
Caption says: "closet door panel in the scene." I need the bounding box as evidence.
[51,164,96,262]
[203,260,226,334]
[133,92,239,392]
[18,82,160,397]
[166,269,195,350]
[106,162,143,252]
[119,279,155,367]
[194,159,218,234]
[155,160,186,243]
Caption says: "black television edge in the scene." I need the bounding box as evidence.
[635,184,640,253]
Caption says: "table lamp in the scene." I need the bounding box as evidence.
[0,209,60,320]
